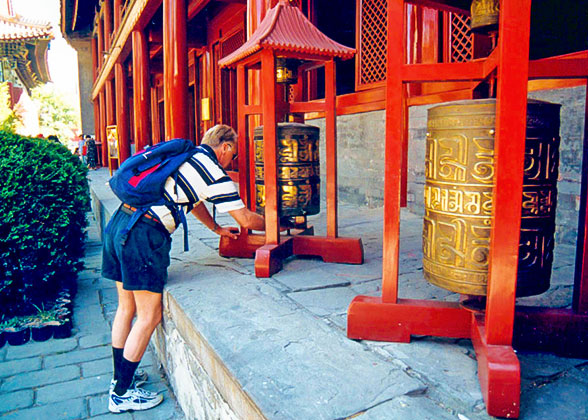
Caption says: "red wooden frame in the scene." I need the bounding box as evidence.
[219,48,364,277]
[347,1,588,418]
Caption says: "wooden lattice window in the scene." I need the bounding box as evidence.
[448,12,473,62]
[357,0,387,89]
[221,31,244,58]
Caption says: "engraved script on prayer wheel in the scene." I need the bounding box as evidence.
[254,123,320,217]
[423,99,561,297]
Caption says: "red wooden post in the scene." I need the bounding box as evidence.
[91,36,101,164]
[132,29,151,151]
[261,50,279,245]
[115,62,131,161]
[324,59,338,238]
[381,0,405,303]
[150,85,161,144]
[99,90,108,166]
[97,13,104,69]
[237,64,251,210]
[106,80,115,126]
[163,0,189,140]
[485,0,532,345]
[103,0,112,50]
[113,0,122,31]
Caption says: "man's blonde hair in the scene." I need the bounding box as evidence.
[201,124,237,148]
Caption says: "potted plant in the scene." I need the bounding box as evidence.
[1,317,30,346]
[52,317,72,339]
[27,305,56,342]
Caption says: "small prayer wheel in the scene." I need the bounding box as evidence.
[470,0,500,34]
[254,122,320,217]
[275,57,299,84]
[423,99,561,297]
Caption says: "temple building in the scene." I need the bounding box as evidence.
[0,0,52,127]
[61,1,588,418]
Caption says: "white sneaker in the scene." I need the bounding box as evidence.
[108,385,163,413]
[109,368,148,392]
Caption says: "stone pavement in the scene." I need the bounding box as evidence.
[0,211,184,419]
[83,167,588,420]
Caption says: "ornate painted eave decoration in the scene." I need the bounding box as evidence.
[219,0,356,68]
[0,14,53,91]
[0,15,52,41]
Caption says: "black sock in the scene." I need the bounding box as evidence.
[113,357,140,396]
[112,347,124,382]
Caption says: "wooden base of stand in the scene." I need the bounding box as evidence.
[219,228,364,278]
[347,296,521,418]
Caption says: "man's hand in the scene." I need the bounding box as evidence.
[215,226,238,240]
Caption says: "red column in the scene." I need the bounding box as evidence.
[115,62,131,161]
[99,90,108,166]
[381,0,406,303]
[261,50,278,244]
[106,79,116,126]
[163,0,189,140]
[324,59,338,238]
[103,0,112,50]
[132,29,151,151]
[91,37,102,166]
[485,0,532,345]
[97,15,104,69]
[113,0,122,31]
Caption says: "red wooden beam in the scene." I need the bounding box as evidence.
[348,298,471,342]
[401,60,485,83]
[406,0,469,15]
[528,58,588,80]
[289,101,325,114]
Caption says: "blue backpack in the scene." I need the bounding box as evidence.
[109,139,197,251]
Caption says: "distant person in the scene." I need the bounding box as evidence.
[77,135,86,164]
[85,134,98,170]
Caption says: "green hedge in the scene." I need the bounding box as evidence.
[0,131,90,317]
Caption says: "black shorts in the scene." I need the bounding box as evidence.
[102,208,172,294]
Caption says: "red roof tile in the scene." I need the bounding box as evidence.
[219,0,355,68]
[0,15,52,41]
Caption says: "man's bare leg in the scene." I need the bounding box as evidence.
[123,290,162,362]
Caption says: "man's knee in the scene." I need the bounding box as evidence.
[137,306,162,328]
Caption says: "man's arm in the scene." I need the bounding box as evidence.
[228,207,265,231]
[190,201,237,239]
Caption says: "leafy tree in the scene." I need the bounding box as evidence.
[31,83,79,143]
[0,82,22,133]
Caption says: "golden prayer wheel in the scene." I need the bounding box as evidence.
[275,57,299,84]
[423,99,561,297]
[470,0,500,34]
[254,122,320,217]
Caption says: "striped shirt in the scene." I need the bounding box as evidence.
[148,144,244,233]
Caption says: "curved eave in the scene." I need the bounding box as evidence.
[219,1,355,68]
